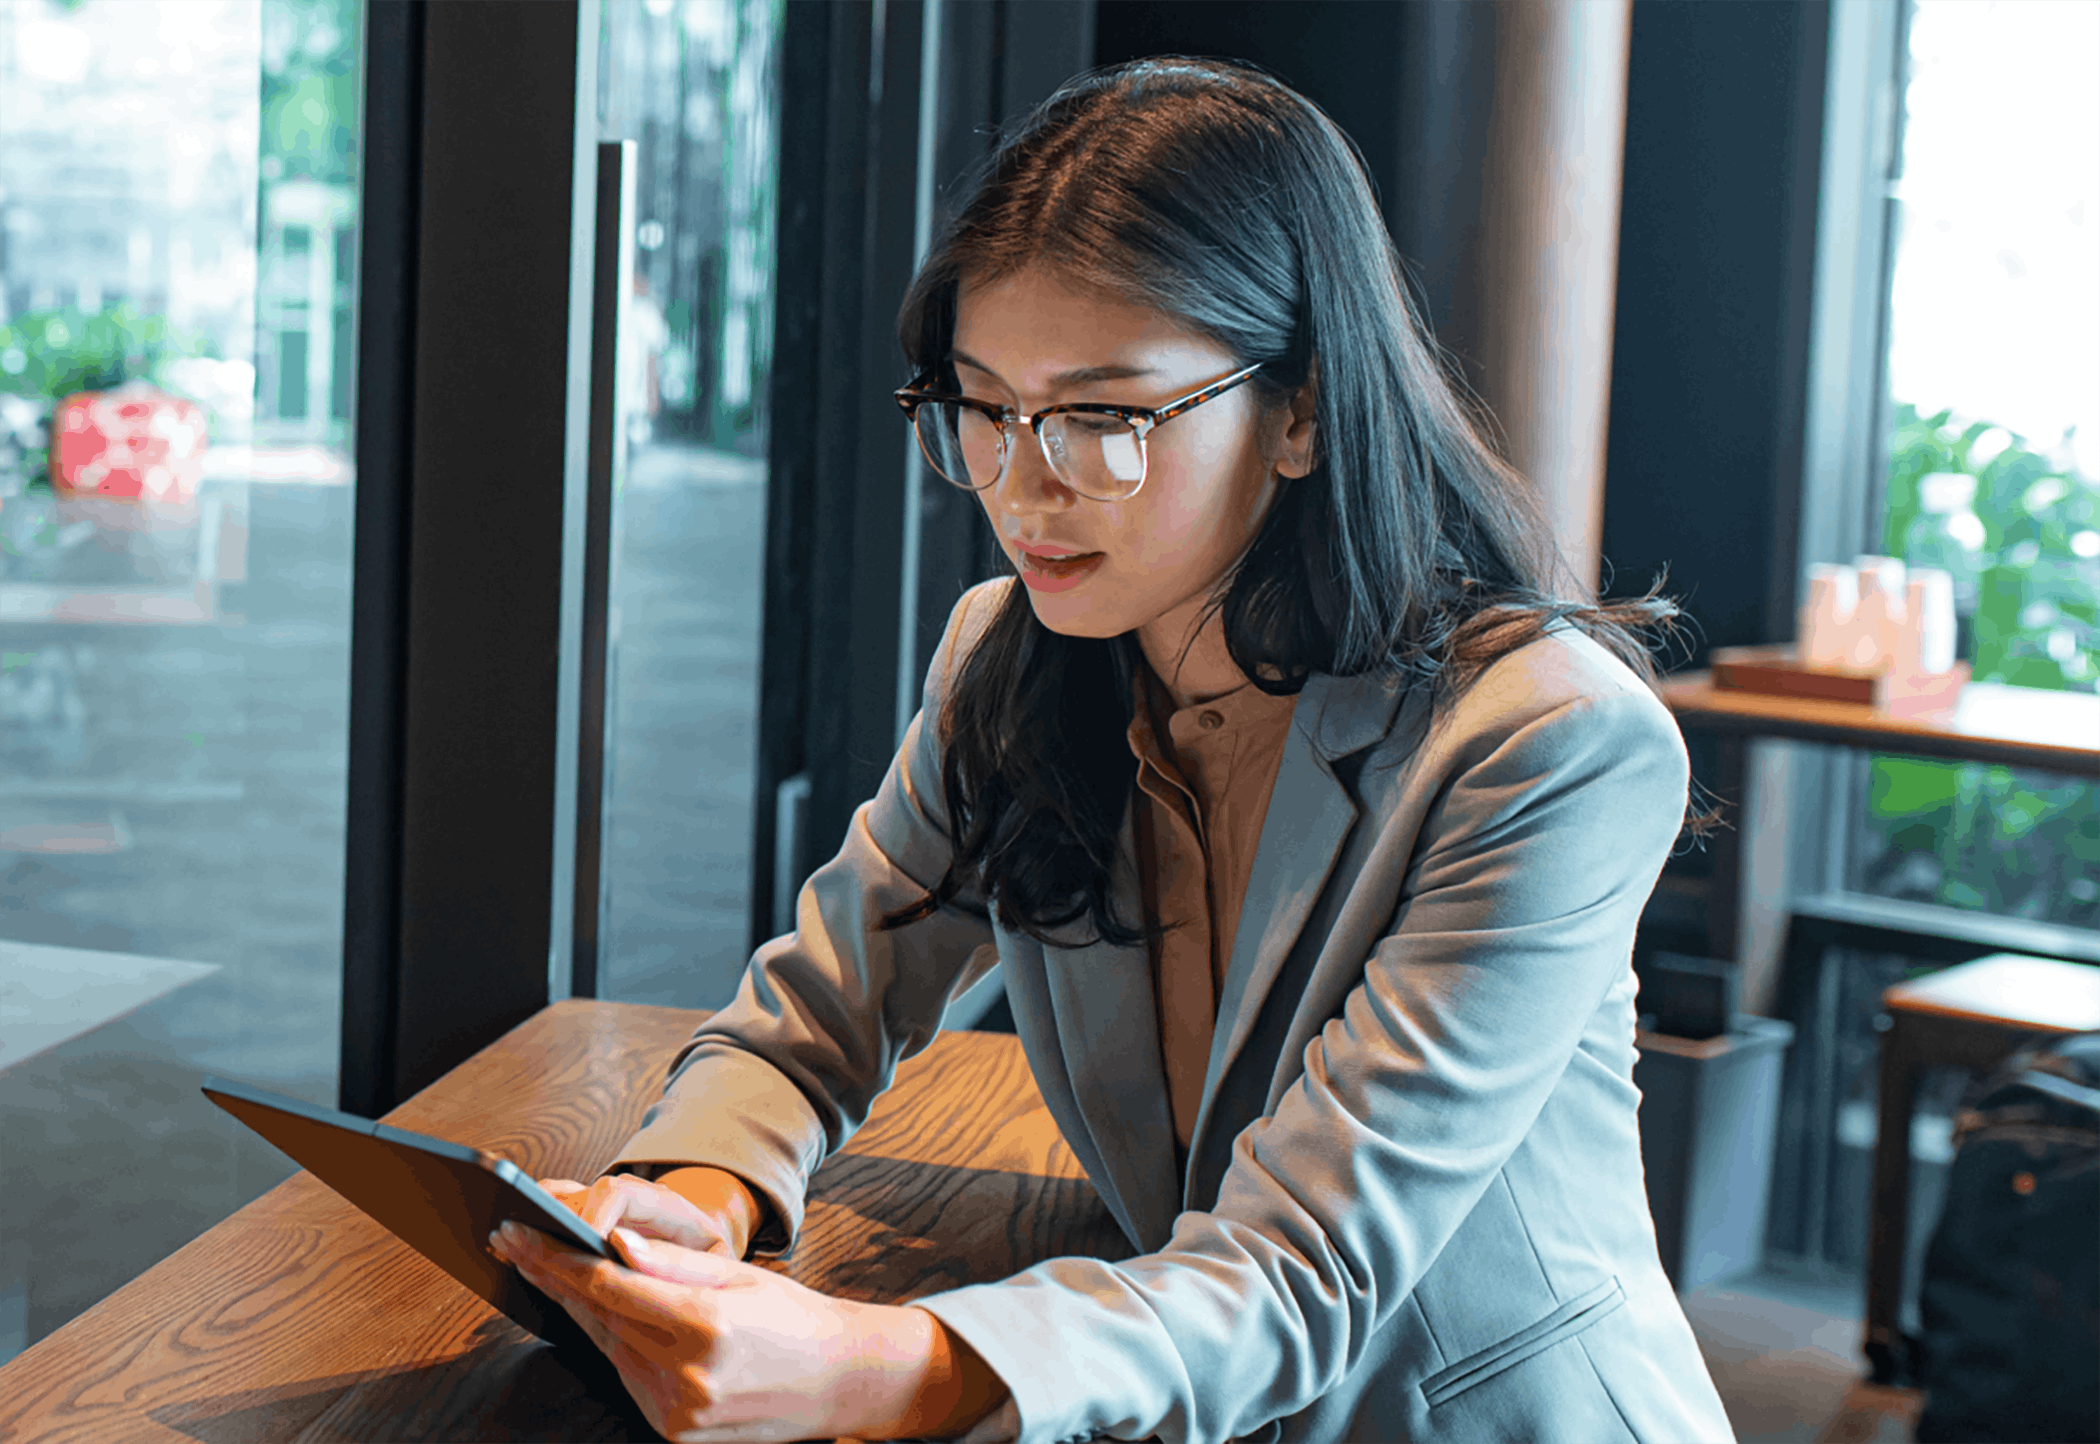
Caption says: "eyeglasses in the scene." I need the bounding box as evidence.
[893,360,1264,503]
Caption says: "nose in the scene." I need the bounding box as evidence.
[984,424,1076,520]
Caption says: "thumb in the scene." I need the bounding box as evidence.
[612,1226,741,1285]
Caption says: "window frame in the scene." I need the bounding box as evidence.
[340,0,604,1115]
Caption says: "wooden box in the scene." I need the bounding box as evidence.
[1710,644,1970,719]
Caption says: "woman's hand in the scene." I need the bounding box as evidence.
[536,1169,756,1261]
[488,1222,925,1443]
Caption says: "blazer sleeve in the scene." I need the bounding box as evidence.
[603,580,1005,1257]
[911,648,1692,1444]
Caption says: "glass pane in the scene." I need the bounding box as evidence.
[1854,0,2098,928]
[0,0,362,1359]
[595,0,780,1006]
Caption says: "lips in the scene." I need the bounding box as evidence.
[1014,545,1105,593]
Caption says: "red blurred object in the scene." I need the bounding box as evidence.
[50,383,209,502]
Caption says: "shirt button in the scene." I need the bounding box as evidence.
[1198,709,1224,730]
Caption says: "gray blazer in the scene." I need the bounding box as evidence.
[611,579,1734,1444]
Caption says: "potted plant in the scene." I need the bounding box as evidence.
[0,303,223,581]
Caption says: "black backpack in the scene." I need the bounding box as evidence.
[1914,1030,2100,1444]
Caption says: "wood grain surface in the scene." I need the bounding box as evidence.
[0,1001,1133,1443]
[1659,672,2100,776]
[1883,954,2100,1031]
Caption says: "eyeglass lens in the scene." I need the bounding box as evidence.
[913,403,1146,500]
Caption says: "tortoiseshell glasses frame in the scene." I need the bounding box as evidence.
[892,360,1265,502]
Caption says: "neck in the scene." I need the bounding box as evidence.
[1136,598,1248,710]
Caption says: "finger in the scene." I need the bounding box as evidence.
[570,1174,662,1237]
[563,1247,724,1334]
[613,1229,742,1288]
[535,1262,687,1359]
[504,1239,619,1349]
[539,1178,589,1210]
[507,1236,683,1374]
[576,1174,733,1254]
[489,1219,543,1265]
[518,1230,672,1313]
[512,1218,740,1349]
[499,1221,618,1294]
[495,1221,568,1282]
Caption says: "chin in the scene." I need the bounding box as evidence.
[1023,589,1130,640]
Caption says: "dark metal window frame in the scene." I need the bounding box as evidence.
[1766,0,1913,912]
[748,0,1095,953]
[341,0,604,1115]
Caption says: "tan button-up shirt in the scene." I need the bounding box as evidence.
[1125,668,1298,1152]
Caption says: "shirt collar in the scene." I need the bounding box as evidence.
[1124,665,1298,767]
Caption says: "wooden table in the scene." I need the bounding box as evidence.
[0,1000,1133,1442]
[1660,672,2100,1318]
[1657,673,2100,973]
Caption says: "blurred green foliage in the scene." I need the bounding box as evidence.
[1863,402,2099,927]
[261,0,360,186]
[1881,403,2100,688]
[0,305,216,403]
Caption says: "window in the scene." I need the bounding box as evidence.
[0,0,363,1359]
[1854,0,2098,928]
[591,0,782,1008]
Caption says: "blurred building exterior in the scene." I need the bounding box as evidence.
[598,0,780,455]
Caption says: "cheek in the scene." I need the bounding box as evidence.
[1102,491,1189,585]
[1119,440,1255,574]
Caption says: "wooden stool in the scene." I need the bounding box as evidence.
[1865,953,2100,1384]
[1761,893,2100,1263]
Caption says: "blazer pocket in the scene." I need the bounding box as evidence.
[1420,1277,1628,1410]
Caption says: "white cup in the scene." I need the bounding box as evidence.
[1906,568,1957,676]
[1852,556,1908,672]
[1801,563,1859,669]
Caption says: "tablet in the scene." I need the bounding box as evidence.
[201,1074,613,1356]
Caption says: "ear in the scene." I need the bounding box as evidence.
[1270,364,1318,479]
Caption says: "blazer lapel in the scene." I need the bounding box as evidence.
[1038,803,1184,1252]
[1187,669,1409,1181]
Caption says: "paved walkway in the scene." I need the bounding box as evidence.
[0,441,766,1356]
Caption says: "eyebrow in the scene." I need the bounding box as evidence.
[950,349,1160,390]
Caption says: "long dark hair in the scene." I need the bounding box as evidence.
[883,57,1690,948]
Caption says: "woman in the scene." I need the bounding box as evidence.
[489,57,1735,1444]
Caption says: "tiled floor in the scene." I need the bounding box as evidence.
[1683,1261,1923,1444]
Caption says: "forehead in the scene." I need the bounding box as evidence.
[951,267,1228,382]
